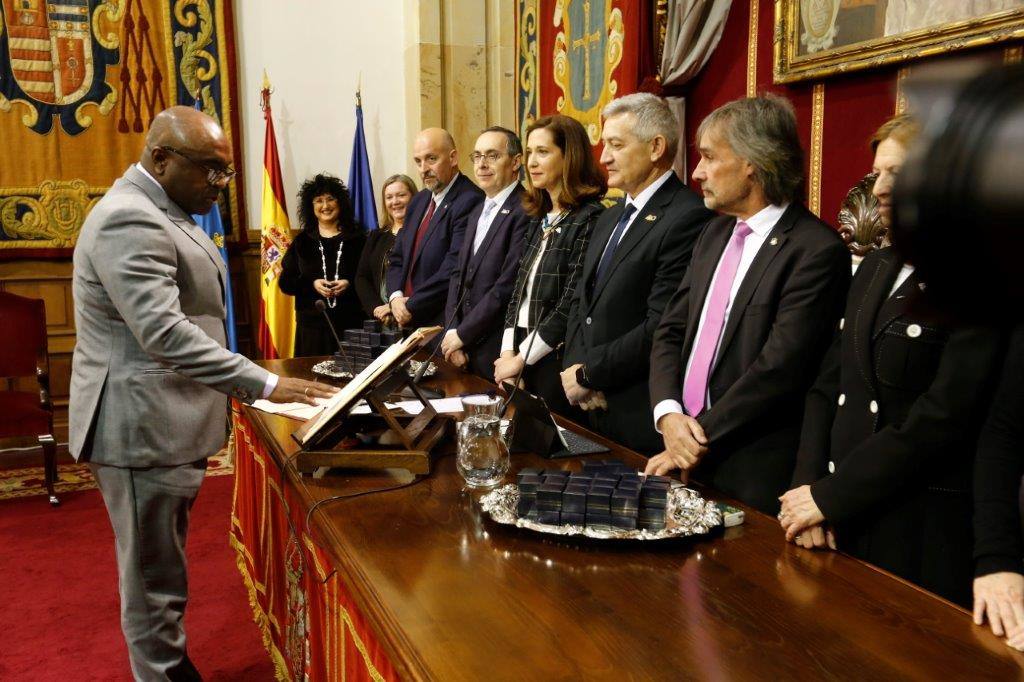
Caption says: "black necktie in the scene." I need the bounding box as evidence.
[594,203,637,287]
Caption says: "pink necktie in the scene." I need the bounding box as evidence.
[683,221,753,416]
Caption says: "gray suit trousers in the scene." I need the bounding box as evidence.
[90,461,207,682]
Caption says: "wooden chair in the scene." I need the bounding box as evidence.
[0,291,58,505]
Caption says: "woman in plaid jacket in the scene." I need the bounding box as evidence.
[494,114,606,416]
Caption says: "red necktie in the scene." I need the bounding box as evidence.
[404,198,436,296]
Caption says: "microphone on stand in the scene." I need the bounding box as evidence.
[401,276,473,399]
[498,323,540,419]
[497,219,553,418]
[314,299,355,376]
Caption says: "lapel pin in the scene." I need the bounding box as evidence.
[918,282,927,291]
[769,237,779,246]
[500,208,510,214]
[645,214,657,221]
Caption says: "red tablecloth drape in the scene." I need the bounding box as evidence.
[229,403,397,682]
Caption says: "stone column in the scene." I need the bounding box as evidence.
[403,0,517,179]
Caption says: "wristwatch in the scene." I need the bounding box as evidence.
[575,364,592,389]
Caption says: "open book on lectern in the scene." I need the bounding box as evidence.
[296,326,442,446]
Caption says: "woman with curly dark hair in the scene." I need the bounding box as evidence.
[279,173,366,356]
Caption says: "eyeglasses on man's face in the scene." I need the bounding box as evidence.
[470,151,508,165]
[159,146,237,185]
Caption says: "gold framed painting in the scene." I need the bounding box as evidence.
[774,0,1024,84]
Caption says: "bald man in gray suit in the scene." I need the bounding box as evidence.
[70,107,335,680]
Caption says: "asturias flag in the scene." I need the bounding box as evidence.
[193,204,238,352]
[257,76,295,359]
[348,90,378,230]
[191,97,237,352]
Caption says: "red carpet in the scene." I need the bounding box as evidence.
[0,474,277,681]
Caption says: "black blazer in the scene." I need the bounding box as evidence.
[355,228,396,317]
[564,174,711,454]
[649,203,850,514]
[503,200,605,350]
[386,173,484,325]
[793,247,1005,605]
[974,323,1024,578]
[445,184,531,378]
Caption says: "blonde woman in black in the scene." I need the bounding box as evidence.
[356,174,417,321]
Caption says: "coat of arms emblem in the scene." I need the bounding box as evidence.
[0,0,119,135]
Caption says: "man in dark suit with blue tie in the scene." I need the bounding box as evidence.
[388,127,484,327]
[561,94,712,454]
[441,127,530,378]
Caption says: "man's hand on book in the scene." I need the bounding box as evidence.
[269,377,339,406]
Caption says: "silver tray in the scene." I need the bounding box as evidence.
[311,359,353,379]
[407,360,438,378]
[311,359,438,380]
[479,483,722,541]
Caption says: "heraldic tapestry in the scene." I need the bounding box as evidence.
[517,0,647,148]
[0,0,244,258]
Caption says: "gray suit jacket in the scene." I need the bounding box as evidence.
[69,165,270,466]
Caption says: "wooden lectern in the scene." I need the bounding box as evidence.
[291,327,449,475]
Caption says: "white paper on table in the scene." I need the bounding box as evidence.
[251,397,329,421]
[253,394,461,422]
[387,397,465,415]
[349,402,373,415]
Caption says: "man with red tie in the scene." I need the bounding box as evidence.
[388,127,484,327]
[646,95,850,514]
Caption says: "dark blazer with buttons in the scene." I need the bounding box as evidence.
[649,203,851,514]
[503,199,605,348]
[792,247,1005,606]
[386,172,484,325]
[445,184,530,378]
[564,174,711,454]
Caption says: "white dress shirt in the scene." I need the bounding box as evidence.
[653,203,789,429]
[135,164,280,399]
[889,263,915,297]
[473,181,518,255]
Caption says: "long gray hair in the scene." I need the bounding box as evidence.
[696,94,804,205]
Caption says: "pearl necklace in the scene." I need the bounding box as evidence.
[317,233,343,309]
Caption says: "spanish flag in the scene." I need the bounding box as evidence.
[257,74,295,359]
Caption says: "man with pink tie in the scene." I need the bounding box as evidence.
[646,95,850,514]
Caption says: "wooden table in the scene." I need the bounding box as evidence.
[230,357,1023,681]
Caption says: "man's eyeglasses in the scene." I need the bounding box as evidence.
[470,151,508,165]
[159,146,236,185]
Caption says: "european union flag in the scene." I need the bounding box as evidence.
[193,203,238,352]
[348,93,378,230]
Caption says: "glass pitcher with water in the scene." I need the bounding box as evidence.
[457,414,510,488]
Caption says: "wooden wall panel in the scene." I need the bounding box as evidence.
[1,252,257,447]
